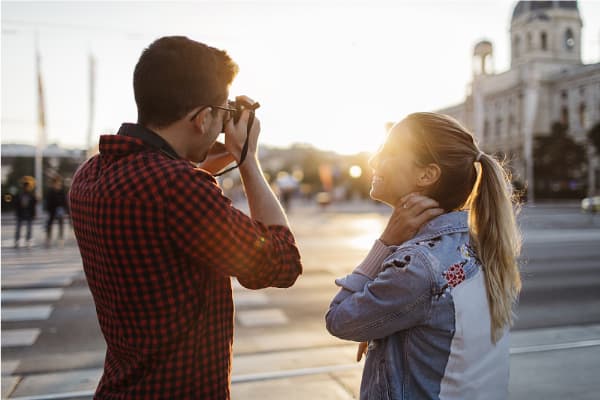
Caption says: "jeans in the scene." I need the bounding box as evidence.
[46,210,64,240]
[15,217,33,243]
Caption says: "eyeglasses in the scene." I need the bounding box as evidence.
[188,104,236,122]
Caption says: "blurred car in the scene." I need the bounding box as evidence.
[581,196,600,213]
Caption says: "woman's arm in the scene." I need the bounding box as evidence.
[326,248,434,342]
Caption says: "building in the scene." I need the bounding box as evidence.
[436,0,600,200]
[1,143,85,190]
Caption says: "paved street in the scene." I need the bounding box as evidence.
[1,201,600,399]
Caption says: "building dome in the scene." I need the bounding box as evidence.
[512,1,579,22]
[510,0,582,67]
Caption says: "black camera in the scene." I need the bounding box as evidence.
[227,99,260,124]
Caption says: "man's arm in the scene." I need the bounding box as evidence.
[239,156,289,228]
[166,166,301,290]
[224,96,290,228]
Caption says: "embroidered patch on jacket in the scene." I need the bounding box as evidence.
[443,262,466,288]
[459,243,481,264]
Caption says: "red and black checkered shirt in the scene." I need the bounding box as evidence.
[69,125,302,399]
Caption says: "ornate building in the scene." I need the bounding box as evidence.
[437,0,600,200]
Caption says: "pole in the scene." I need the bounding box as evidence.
[34,32,47,205]
[86,53,96,158]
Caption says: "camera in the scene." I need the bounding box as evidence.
[227,99,260,124]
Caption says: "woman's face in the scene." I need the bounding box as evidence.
[368,124,424,207]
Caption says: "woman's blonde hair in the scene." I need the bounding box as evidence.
[399,112,522,343]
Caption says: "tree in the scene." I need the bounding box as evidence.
[533,122,587,198]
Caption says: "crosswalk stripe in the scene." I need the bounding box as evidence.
[2,289,64,303]
[1,329,41,347]
[1,276,74,289]
[236,308,289,327]
[234,292,269,307]
[2,306,53,322]
[2,360,20,376]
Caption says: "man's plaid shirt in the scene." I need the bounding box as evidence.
[69,125,302,399]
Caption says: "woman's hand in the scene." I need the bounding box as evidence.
[379,193,444,246]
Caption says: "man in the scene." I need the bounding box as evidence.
[45,176,68,247]
[69,36,302,399]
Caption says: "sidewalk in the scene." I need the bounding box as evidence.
[3,325,600,399]
[231,324,600,400]
[2,202,600,399]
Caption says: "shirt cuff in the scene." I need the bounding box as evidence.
[353,239,393,279]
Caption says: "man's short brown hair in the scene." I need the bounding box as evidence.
[134,36,239,128]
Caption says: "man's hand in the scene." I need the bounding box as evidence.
[223,95,260,163]
[379,193,444,246]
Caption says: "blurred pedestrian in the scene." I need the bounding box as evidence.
[14,176,37,248]
[69,36,302,398]
[326,112,522,399]
[45,176,68,247]
[276,172,298,211]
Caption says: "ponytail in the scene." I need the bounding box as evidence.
[467,153,522,343]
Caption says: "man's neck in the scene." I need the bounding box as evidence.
[149,124,189,160]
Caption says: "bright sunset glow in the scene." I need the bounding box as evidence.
[349,165,363,179]
[348,215,387,250]
[2,1,600,155]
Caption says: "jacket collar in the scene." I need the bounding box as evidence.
[407,210,469,244]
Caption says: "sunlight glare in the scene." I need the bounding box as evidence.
[349,165,362,179]
[348,216,387,250]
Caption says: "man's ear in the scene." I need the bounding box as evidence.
[191,107,213,135]
[416,163,441,189]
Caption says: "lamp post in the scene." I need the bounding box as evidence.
[34,32,47,206]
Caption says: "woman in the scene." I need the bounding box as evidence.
[326,112,521,399]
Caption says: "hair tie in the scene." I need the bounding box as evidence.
[475,151,484,162]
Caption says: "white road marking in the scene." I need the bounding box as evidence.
[1,329,41,347]
[2,289,64,303]
[236,308,289,327]
[2,360,20,376]
[2,306,53,322]
[234,292,269,307]
[510,339,600,354]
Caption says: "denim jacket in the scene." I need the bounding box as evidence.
[326,211,509,400]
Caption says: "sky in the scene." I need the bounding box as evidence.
[2,0,600,155]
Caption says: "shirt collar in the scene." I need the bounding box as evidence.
[99,123,180,159]
[412,210,469,241]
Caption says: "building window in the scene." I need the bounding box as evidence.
[565,28,575,50]
[527,32,533,50]
[484,120,489,141]
[495,117,502,137]
[561,90,568,99]
[509,114,515,135]
[561,106,569,127]
[579,103,587,129]
[514,35,521,58]
[541,32,547,50]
